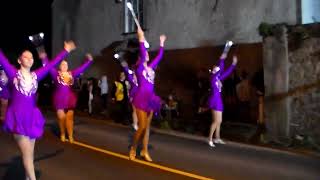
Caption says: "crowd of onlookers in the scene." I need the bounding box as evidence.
[36,67,264,132]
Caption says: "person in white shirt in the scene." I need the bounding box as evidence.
[99,75,108,114]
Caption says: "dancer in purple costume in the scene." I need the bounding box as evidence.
[129,28,166,162]
[42,53,93,143]
[208,41,238,147]
[0,69,9,121]
[0,41,76,180]
[120,61,139,130]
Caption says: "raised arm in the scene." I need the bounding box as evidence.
[220,56,237,81]
[217,57,225,73]
[149,35,166,69]
[71,53,93,77]
[121,61,134,85]
[215,41,233,72]
[0,50,17,79]
[137,28,147,66]
[39,53,58,78]
[35,41,76,80]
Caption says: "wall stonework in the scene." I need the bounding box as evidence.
[289,38,320,144]
[263,24,320,144]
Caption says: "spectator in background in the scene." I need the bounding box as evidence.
[193,68,210,114]
[111,72,130,124]
[78,79,89,111]
[87,78,94,115]
[251,68,265,127]
[236,71,253,122]
[223,71,240,106]
[98,75,109,114]
[163,92,179,120]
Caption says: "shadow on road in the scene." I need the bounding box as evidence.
[0,149,64,180]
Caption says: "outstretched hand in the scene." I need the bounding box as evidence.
[221,40,233,59]
[86,53,93,61]
[64,41,76,52]
[39,52,47,60]
[160,35,166,47]
[232,56,238,65]
[120,61,128,68]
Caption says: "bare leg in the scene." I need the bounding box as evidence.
[14,134,36,180]
[208,110,219,142]
[214,111,223,139]
[140,111,153,161]
[66,110,74,143]
[142,111,153,151]
[130,108,147,160]
[132,105,138,130]
[56,110,66,142]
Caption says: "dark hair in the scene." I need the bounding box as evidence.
[18,48,34,57]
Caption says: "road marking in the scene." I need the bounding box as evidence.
[73,141,214,180]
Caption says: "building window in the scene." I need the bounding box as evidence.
[124,0,144,33]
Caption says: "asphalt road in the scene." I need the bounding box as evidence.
[0,113,319,180]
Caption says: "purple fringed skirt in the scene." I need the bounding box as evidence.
[52,87,77,110]
[208,93,223,111]
[133,90,162,113]
[3,103,45,139]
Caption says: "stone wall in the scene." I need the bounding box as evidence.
[289,37,320,144]
[262,24,320,144]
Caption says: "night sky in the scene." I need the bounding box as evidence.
[0,0,53,55]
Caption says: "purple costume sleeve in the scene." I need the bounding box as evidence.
[71,59,93,77]
[41,57,58,78]
[35,50,68,81]
[220,64,236,81]
[137,42,147,68]
[149,47,164,69]
[0,50,17,79]
[218,58,225,72]
[123,66,134,85]
[41,57,49,67]
[139,42,147,63]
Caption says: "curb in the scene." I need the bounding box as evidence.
[44,111,320,159]
[150,126,320,158]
